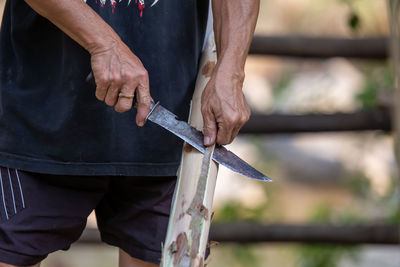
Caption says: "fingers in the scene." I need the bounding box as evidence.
[230,124,242,143]
[94,63,151,127]
[216,114,240,145]
[202,109,217,146]
[114,84,134,113]
[216,111,250,146]
[104,67,122,106]
[114,67,138,113]
[216,123,231,146]
[94,70,110,102]
[91,46,151,126]
[134,70,151,127]
[95,57,122,103]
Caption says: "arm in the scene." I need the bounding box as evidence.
[24,0,151,126]
[201,0,259,145]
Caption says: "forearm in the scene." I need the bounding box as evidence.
[201,0,257,146]
[24,0,118,53]
[212,0,259,75]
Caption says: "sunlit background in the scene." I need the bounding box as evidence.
[1,0,399,266]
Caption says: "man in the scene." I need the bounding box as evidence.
[0,0,258,266]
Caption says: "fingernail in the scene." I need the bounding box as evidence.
[204,136,211,145]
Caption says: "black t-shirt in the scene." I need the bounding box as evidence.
[0,0,208,175]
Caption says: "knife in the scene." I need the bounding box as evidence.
[86,73,271,182]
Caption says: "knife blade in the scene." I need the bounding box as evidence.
[147,102,272,182]
[86,72,271,181]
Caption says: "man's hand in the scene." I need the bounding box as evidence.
[90,41,151,126]
[201,67,250,146]
[25,0,151,127]
[205,0,259,146]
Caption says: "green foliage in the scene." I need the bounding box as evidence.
[307,204,333,223]
[214,201,268,223]
[210,244,263,267]
[381,176,400,224]
[213,200,266,267]
[387,204,400,224]
[357,64,394,109]
[215,202,242,222]
[296,204,361,267]
[296,244,359,267]
[357,81,378,109]
[274,72,294,96]
[272,71,294,103]
[212,201,269,267]
[307,203,363,224]
[232,245,262,267]
[342,171,371,198]
[348,12,360,31]
[337,0,362,33]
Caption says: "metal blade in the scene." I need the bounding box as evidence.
[147,103,272,182]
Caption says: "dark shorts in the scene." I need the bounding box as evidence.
[0,167,176,266]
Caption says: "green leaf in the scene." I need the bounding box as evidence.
[348,12,360,30]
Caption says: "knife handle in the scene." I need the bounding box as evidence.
[85,72,96,85]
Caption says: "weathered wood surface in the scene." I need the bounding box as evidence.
[249,36,388,59]
[160,33,218,267]
[240,108,391,134]
[210,223,400,245]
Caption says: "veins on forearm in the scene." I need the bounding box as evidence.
[212,0,259,69]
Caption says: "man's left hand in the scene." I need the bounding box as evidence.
[201,66,250,146]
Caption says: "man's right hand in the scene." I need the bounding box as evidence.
[24,0,152,127]
[90,40,152,127]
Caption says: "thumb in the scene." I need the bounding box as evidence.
[202,112,217,146]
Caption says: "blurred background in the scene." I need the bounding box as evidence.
[1,0,399,266]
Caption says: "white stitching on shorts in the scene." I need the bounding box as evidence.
[15,169,25,209]
[7,168,17,214]
[0,170,9,220]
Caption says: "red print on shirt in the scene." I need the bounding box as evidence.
[88,0,159,16]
